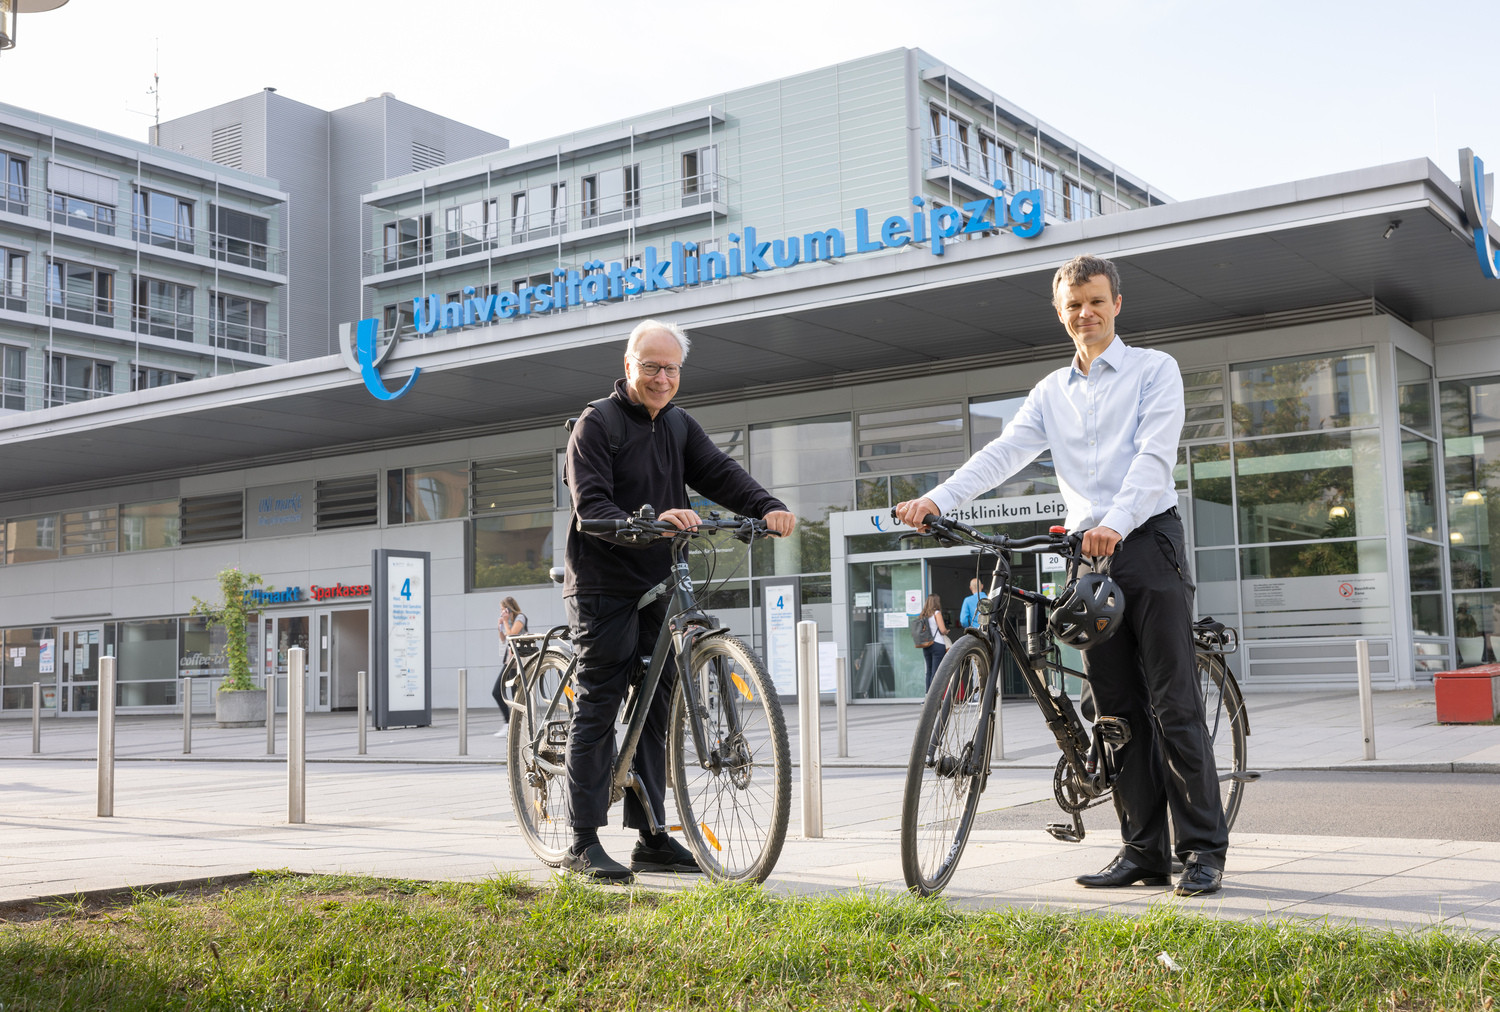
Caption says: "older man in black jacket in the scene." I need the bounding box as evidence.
[562,318,795,882]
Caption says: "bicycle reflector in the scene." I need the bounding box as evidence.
[1047,572,1125,649]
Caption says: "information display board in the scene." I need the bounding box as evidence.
[372,549,432,728]
[760,578,800,696]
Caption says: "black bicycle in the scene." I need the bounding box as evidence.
[897,512,1255,897]
[506,508,792,883]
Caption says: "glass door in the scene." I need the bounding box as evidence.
[261,613,310,712]
[848,559,924,699]
[59,624,110,714]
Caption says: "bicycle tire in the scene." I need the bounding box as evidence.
[1197,652,1249,829]
[900,633,992,896]
[668,632,791,884]
[508,648,576,866]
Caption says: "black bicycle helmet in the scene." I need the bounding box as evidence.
[1048,572,1125,649]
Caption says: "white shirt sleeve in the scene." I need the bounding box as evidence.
[1098,356,1185,539]
[928,383,1051,516]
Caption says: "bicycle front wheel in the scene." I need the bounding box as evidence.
[508,649,575,866]
[900,633,992,896]
[1197,652,1249,829]
[668,632,791,883]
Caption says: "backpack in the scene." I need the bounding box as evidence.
[910,614,935,649]
[563,397,689,486]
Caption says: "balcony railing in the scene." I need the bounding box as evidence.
[367,172,727,277]
[0,188,287,274]
[923,137,1133,220]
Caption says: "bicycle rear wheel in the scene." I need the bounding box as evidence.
[1197,652,1249,828]
[668,632,790,883]
[508,649,576,866]
[900,634,992,896]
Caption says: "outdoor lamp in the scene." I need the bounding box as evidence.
[1451,531,1465,544]
[1328,505,1349,520]
[1463,490,1486,505]
[0,0,69,52]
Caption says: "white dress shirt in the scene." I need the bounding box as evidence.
[927,336,1184,540]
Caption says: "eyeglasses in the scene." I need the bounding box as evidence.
[630,357,682,379]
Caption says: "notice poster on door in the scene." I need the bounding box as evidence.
[38,640,54,674]
[372,549,432,728]
[762,581,799,696]
[905,589,922,615]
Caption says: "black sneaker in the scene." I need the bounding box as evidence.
[561,842,634,882]
[629,836,702,873]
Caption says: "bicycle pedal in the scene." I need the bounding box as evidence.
[1230,770,1262,783]
[1094,715,1131,746]
[1045,823,1083,843]
[545,720,570,746]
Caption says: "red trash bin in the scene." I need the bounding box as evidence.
[1433,664,1500,724]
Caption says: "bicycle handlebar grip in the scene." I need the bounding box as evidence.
[577,517,628,534]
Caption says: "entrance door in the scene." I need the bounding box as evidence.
[261,613,311,712]
[59,624,110,714]
[327,608,369,711]
[847,559,923,699]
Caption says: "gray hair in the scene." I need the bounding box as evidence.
[626,319,691,360]
[1051,254,1121,304]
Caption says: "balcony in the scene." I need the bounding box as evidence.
[922,137,1132,221]
[365,172,728,282]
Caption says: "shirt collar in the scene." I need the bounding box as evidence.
[1069,334,1125,379]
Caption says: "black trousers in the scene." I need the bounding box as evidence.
[1081,511,1229,872]
[564,593,676,832]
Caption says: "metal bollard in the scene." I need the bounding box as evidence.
[97,656,116,817]
[796,620,823,838]
[288,647,305,823]
[835,655,848,758]
[357,670,367,755]
[1356,638,1376,760]
[31,680,41,754]
[266,669,276,755]
[457,668,468,757]
[182,677,193,754]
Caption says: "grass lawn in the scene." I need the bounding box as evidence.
[1,871,1496,1010]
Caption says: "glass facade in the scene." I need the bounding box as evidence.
[1442,374,1500,668]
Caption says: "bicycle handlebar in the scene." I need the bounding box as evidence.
[578,512,780,545]
[895,510,1081,556]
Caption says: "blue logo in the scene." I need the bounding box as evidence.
[1459,148,1499,280]
[339,318,419,400]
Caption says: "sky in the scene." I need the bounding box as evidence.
[6,0,1496,203]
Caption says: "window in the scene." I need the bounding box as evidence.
[133,189,194,251]
[5,515,57,563]
[747,415,853,578]
[1231,351,1377,438]
[1442,374,1500,599]
[512,183,566,240]
[1040,165,1060,218]
[45,259,114,327]
[1182,369,1228,439]
[132,366,192,390]
[1017,153,1039,194]
[388,461,468,524]
[1,345,24,410]
[212,292,268,354]
[2,247,24,311]
[1063,179,1096,221]
[61,506,118,556]
[682,145,718,205]
[471,454,556,588]
[382,213,432,269]
[444,199,498,256]
[382,301,415,340]
[132,277,194,341]
[930,107,969,171]
[978,133,1011,187]
[581,165,640,226]
[46,352,112,406]
[964,393,1059,499]
[46,164,117,235]
[1,150,26,214]
[212,205,269,269]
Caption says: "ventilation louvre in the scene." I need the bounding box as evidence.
[316,474,379,529]
[180,492,244,544]
[411,141,445,173]
[210,124,243,170]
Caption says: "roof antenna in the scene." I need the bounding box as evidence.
[146,38,160,137]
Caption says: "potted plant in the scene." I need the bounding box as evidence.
[191,567,268,727]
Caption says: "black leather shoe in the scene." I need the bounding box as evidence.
[1174,861,1223,896]
[561,842,634,882]
[630,836,702,873]
[1076,855,1170,888]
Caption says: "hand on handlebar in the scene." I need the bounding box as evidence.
[1079,525,1121,557]
[762,510,796,537]
[656,508,702,533]
[893,497,941,531]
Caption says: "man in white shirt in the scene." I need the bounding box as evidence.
[895,254,1227,896]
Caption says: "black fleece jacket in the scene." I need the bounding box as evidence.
[564,380,787,598]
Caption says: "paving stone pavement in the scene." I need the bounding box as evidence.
[2,686,1499,933]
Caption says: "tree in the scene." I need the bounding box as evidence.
[190,568,264,692]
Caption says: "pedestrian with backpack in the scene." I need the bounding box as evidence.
[914,594,950,690]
